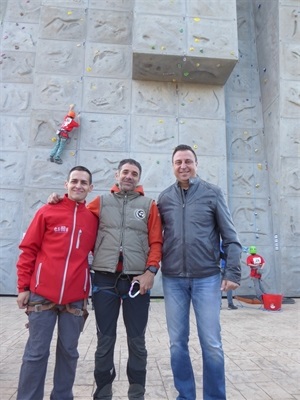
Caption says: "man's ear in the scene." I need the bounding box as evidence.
[64,181,68,190]
[88,184,94,193]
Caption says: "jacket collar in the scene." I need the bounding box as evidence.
[110,184,145,196]
[176,176,200,188]
[63,194,86,209]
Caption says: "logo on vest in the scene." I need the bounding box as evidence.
[134,209,146,220]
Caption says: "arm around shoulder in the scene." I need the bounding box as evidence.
[87,196,101,218]
[47,193,64,204]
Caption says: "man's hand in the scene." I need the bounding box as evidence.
[47,193,63,204]
[17,291,30,309]
[133,270,155,295]
[221,279,239,292]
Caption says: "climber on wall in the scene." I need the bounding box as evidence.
[49,104,80,165]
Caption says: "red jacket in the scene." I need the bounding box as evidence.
[61,115,79,132]
[17,195,98,304]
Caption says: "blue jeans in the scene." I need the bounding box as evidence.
[163,274,226,400]
[226,290,233,305]
[221,289,234,306]
[17,293,85,400]
[50,136,67,159]
[252,277,265,300]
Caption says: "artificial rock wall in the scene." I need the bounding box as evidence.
[252,0,300,295]
[0,0,299,297]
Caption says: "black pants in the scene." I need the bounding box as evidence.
[92,272,150,398]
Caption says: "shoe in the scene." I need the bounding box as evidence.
[228,304,238,310]
[49,156,54,162]
[54,157,63,164]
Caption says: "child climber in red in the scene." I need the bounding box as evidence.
[246,245,266,301]
[49,104,80,164]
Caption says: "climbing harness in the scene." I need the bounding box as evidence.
[25,299,89,330]
[92,272,140,300]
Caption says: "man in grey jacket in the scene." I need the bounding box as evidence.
[157,144,242,400]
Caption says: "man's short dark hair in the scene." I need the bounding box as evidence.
[117,159,142,176]
[68,166,93,184]
[172,144,198,163]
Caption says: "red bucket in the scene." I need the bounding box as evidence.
[262,294,283,311]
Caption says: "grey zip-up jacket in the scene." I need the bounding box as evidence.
[157,176,242,284]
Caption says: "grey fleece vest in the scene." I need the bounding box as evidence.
[92,192,152,274]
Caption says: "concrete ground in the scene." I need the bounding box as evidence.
[0,296,299,400]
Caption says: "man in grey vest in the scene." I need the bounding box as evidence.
[48,159,162,400]
[87,159,163,400]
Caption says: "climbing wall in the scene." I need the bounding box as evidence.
[0,0,299,297]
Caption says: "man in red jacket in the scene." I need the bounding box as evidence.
[16,165,98,400]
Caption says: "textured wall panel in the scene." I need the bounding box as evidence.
[84,43,132,79]
[178,84,225,119]
[1,51,35,83]
[87,9,132,44]
[2,21,38,51]
[0,83,32,113]
[0,152,27,187]
[79,113,129,151]
[35,39,85,76]
[226,128,265,162]
[32,75,82,110]
[82,77,131,114]
[1,116,30,149]
[179,119,226,157]
[39,6,87,41]
[132,81,178,116]
[230,197,273,246]
[131,115,178,152]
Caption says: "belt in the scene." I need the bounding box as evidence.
[26,302,56,313]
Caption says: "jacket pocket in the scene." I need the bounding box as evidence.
[76,229,82,249]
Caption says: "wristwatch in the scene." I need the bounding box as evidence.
[145,266,158,275]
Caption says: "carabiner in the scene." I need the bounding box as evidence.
[129,280,140,298]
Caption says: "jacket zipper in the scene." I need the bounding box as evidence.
[120,194,127,271]
[59,203,78,304]
[181,188,187,274]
